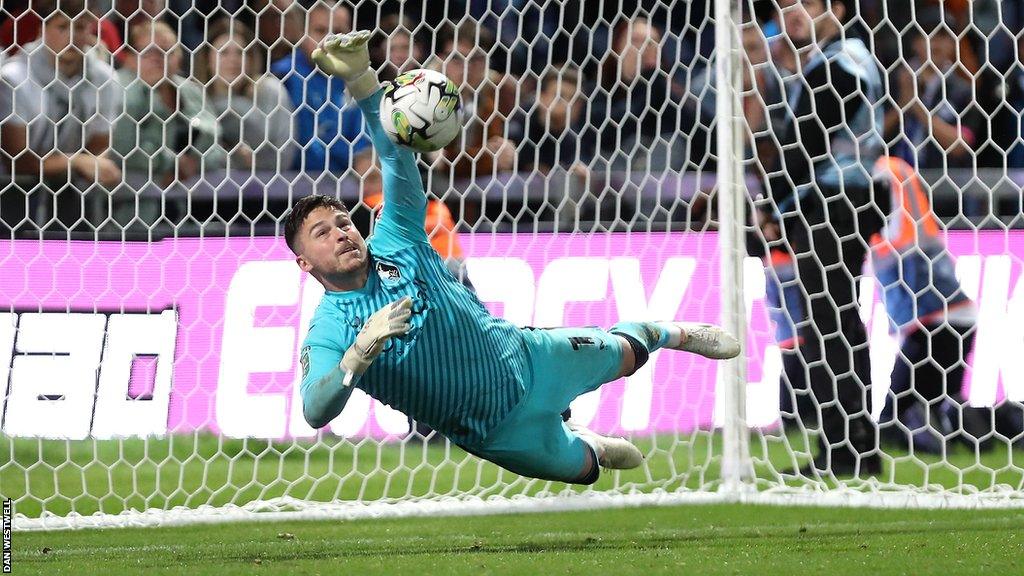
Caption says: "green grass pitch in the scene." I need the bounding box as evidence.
[4,432,1024,574]
[9,504,1024,575]
[5,432,1023,519]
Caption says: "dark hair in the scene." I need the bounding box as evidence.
[379,13,415,34]
[284,194,347,254]
[371,13,420,79]
[437,21,495,54]
[540,67,580,94]
[599,15,659,91]
[309,0,351,17]
[194,19,261,97]
[830,0,851,23]
[773,0,850,23]
[36,0,91,20]
[916,6,961,36]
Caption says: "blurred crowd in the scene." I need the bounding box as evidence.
[1,0,1024,237]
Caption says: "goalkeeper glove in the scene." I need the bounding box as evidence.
[312,30,380,100]
[341,296,413,387]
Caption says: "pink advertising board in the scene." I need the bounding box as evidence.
[0,231,1021,439]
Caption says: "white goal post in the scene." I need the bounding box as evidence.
[4,0,1024,532]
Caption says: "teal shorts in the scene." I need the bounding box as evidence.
[463,327,624,483]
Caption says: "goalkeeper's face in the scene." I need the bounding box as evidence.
[296,207,368,280]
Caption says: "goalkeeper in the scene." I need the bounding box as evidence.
[287,31,740,485]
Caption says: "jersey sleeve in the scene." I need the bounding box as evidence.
[299,321,356,429]
[356,89,429,252]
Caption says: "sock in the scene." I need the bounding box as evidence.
[575,443,602,485]
[655,322,686,348]
[609,321,674,352]
[612,333,649,376]
[576,431,603,458]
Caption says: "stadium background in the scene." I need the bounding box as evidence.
[3,0,1022,237]
[2,0,1024,572]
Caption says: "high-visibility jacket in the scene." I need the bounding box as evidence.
[763,156,975,346]
[868,156,975,333]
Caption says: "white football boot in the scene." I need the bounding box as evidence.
[660,322,741,360]
[568,422,644,470]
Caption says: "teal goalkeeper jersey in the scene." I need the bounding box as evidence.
[299,89,527,444]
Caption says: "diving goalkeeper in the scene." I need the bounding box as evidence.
[288,30,740,485]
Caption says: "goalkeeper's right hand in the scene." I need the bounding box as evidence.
[340,296,413,386]
[312,30,380,100]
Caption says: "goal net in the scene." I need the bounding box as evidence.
[3,0,1023,531]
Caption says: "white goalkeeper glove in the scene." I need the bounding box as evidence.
[311,30,380,101]
[341,296,413,387]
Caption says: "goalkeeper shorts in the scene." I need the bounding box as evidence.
[462,326,623,483]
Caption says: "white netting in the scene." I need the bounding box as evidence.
[741,0,1024,498]
[1,0,1023,531]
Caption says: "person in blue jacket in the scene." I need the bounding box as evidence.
[270,2,369,173]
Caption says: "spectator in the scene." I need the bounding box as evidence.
[489,1,701,78]
[755,0,886,478]
[507,67,586,175]
[251,0,304,65]
[503,67,591,228]
[490,0,582,76]
[369,14,424,82]
[739,22,772,152]
[110,20,223,227]
[871,156,978,454]
[582,15,692,173]
[0,0,122,237]
[741,21,813,432]
[928,0,997,69]
[108,0,169,53]
[428,22,517,178]
[763,157,981,451]
[693,22,787,167]
[194,19,295,172]
[1,0,121,59]
[996,33,1024,167]
[0,1,41,54]
[270,1,369,174]
[885,9,984,170]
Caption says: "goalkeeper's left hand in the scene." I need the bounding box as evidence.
[340,296,413,387]
[312,30,379,100]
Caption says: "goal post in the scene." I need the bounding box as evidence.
[4,0,1024,532]
[715,0,754,493]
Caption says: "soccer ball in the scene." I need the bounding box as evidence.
[379,69,462,153]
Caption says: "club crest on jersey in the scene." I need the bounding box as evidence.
[376,261,402,283]
[299,346,311,378]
